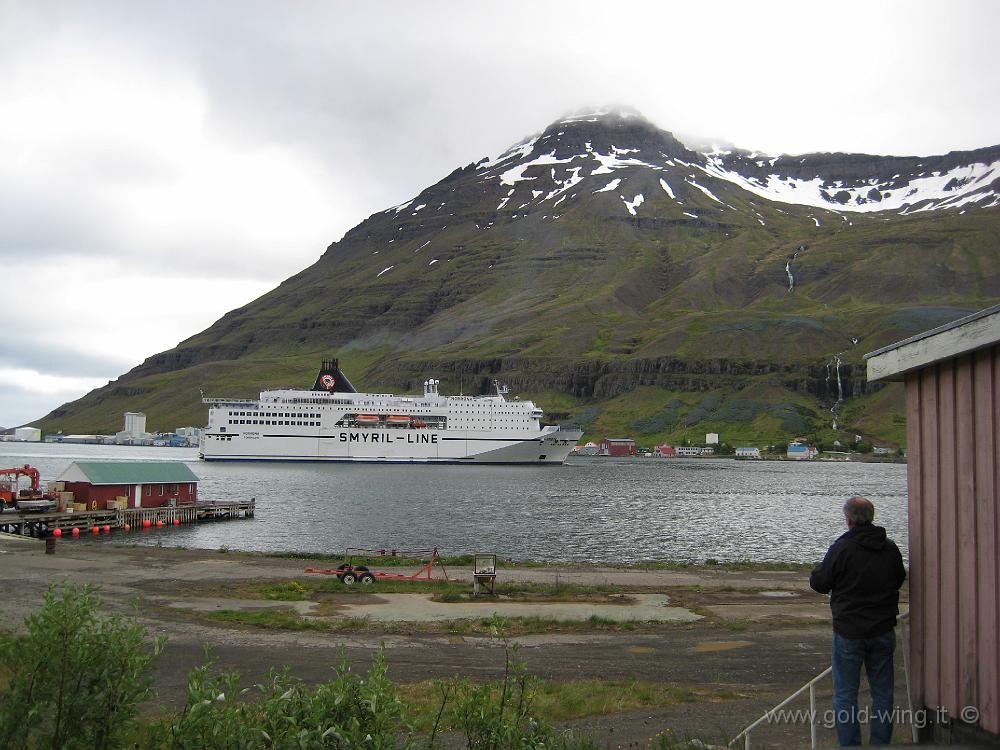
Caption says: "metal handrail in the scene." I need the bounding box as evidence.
[729,610,912,750]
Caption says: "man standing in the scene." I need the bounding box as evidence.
[810,496,907,746]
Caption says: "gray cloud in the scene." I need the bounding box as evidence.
[0,0,998,427]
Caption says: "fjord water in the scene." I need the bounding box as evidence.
[2,443,908,564]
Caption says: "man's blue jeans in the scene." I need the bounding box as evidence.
[831,630,895,746]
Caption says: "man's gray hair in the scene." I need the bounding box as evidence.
[844,496,875,526]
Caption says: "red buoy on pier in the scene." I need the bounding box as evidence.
[90,526,99,534]
[123,524,131,531]
[142,519,151,528]
[102,525,110,533]
[71,527,80,537]
[155,520,163,528]
[52,528,62,538]
[173,518,180,526]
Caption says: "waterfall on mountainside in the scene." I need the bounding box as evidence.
[785,245,806,293]
[828,337,860,430]
[831,355,844,430]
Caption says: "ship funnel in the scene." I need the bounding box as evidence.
[312,359,358,393]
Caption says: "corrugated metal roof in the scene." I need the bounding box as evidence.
[68,462,199,485]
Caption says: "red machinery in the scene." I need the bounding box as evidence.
[0,465,55,511]
[305,547,450,585]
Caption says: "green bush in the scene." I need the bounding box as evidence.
[161,650,412,749]
[0,589,660,749]
[0,584,163,750]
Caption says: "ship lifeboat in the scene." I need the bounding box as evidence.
[386,415,411,426]
[355,415,380,426]
[411,419,428,429]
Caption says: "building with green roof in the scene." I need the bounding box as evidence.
[57,461,200,510]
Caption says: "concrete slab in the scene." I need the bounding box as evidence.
[163,597,318,615]
[704,603,830,621]
[326,593,702,623]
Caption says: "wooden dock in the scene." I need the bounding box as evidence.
[0,499,255,539]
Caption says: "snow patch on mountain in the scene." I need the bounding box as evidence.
[659,178,675,199]
[700,156,1000,213]
[497,189,515,210]
[499,151,583,186]
[686,178,725,205]
[623,194,644,215]
[590,147,659,175]
[594,178,622,194]
[477,137,539,171]
[544,166,584,201]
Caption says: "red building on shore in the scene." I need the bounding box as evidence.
[56,462,200,510]
[599,438,637,456]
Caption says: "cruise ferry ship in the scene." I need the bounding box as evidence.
[200,360,582,464]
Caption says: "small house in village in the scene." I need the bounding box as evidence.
[56,462,200,510]
[675,446,703,457]
[652,445,676,457]
[735,447,761,459]
[786,442,818,460]
[599,438,637,456]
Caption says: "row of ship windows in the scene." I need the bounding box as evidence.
[286,398,351,405]
[455,419,531,423]
[229,419,320,426]
[231,411,321,418]
[455,411,531,415]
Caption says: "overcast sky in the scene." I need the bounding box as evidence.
[1,0,998,430]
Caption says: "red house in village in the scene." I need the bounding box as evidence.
[56,462,200,510]
[599,438,637,457]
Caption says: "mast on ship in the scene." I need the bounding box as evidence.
[493,379,509,399]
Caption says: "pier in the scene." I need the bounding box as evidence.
[0,499,255,539]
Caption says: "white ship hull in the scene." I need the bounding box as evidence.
[199,360,582,465]
[200,426,580,464]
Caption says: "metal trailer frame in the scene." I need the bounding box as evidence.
[305,547,450,585]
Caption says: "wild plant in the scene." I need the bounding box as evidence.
[0,584,163,750]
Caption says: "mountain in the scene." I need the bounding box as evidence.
[36,108,1000,447]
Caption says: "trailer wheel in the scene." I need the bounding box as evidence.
[341,572,357,585]
[359,572,375,585]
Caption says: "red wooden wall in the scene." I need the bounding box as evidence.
[63,481,198,509]
[906,343,999,735]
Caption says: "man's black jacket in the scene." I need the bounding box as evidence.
[809,524,906,639]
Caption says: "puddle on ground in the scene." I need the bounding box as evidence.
[692,640,754,653]
[760,590,799,598]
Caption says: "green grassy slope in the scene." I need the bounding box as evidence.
[32,134,1000,446]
